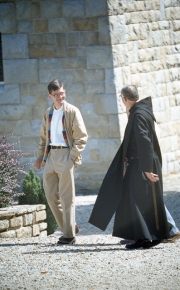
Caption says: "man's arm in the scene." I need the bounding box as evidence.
[34,113,47,171]
[70,108,88,162]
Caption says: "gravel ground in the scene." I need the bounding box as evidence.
[0,174,180,290]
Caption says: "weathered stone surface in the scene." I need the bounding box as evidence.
[2,34,28,60]
[0,230,16,238]
[0,85,20,104]
[72,18,98,31]
[49,18,71,33]
[62,57,86,69]
[94,94,118,114]
[0,105,33,121]
[4,59,38,84]
[34,19,48,33]
[73,69,105,82]
[108,15,126,45]
[32,224,40,236]
[98,17,111,45]
[36,205,46,211]
[39,222,47,231]
[16,2,40,20]
[23,213,33,226]
[82,113,109,138]
[16,226,32,238]
[10,216,23,228]
[86,0,107,17]
[17,20,33,33]
[40,230,47,237]
[29,44,57,58]
[36,210,46,222]
[40,1,62,18]
[0,220,9,231]
[79,32,99,46]
[67,32,79,47]
[107,0,124,16]
[0,3,16,33]
[56,33,67,57]
[63,0,84,17]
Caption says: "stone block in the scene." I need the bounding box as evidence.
[134,1,145,11]
[27,206,37,213]
[149,10,161,22]
[151,22,159,31]
[17,20,33,33]
[20,136,39,151]
[160,137,171,153]
[87,46,113,69]
[158,21,169,30]
[56,33,67,57]
[0,3,16,33]
[109,114,121,138]
[169,95,176,107]
[23,213,33,226]
[2,34,28,60]
[130,11,149,24]
[170,135,178,151]
[32,224,40,236]
[169,68,179,82]
[0,121,16,135]
[73,69,105,82]
[79,31,99,46]
[82,113,109,138]
[172,20,180,32]
[72,18,98,31]
[10,216,23,228]
[67,32,79,47]
[0,85,20,104]
[68,47,86,57]
[112,44,129,67]
[49,18,71,33]
[107,0,124,15]
[166,152,176,162]
[170,106,180,121]
[172,81,180,94]
[105,67,123,94]
[36,205,46,211]
[39,222,47,231]
[0,230,16,238]
[90,149,100,161]
[16,2,40,20]
[16,226,32,238]
[34,20,48,33]
[0,105,33,121]
[0,220,9,231]
[63,0,84,17]
[94,94,118,115]
[108,15,126,45]
[98,16,111,45]
[85,82,105,94]
[122,66,131,85]
[40,230,47,237]
[40,1,62,18]
[62,57,86,69]
[152,0,160,10]
[85,0,107,17]
[66,82,85,99]
[4,59,38,84]
[36,210,46,222]
[29,44,57,58]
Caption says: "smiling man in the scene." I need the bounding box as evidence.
[34,79,88,245]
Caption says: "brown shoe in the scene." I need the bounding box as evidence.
[57,236,76,245]
[163,231,180,243]
[75,224,80,235]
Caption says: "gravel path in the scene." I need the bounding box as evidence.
[0,174,180,290]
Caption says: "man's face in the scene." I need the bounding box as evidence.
[48,87,66,108]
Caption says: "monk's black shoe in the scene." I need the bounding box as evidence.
[143,240,162,249]
[125,239,145,249]
[57,236,76,245]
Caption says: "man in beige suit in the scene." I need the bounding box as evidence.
[34,79,88,244]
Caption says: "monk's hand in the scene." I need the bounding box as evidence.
[145,172,159,182]
[34,158,42,171]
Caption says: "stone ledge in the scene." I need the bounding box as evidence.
[0,204,47,238]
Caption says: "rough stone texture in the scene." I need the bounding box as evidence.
[0,220,9,231]
[36,210,46,222]
[0,0,180,192]
[10,216,23,228]
[16,226,32,238]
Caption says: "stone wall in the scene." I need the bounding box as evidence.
[0,204,47,238]
[0,0,180,193]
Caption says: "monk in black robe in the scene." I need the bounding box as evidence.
[89,85,170,249]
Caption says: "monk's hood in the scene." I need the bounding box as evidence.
[129,96,156,122]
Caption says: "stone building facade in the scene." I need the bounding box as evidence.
[0,0,180,193]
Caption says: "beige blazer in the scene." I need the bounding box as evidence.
[37,101,88,168]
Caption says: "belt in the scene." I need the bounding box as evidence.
[50,146,68,149]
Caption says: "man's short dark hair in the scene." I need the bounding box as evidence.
[47,79,64,94]
[121,85,139,101]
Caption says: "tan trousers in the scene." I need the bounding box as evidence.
[43,148,75,238]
